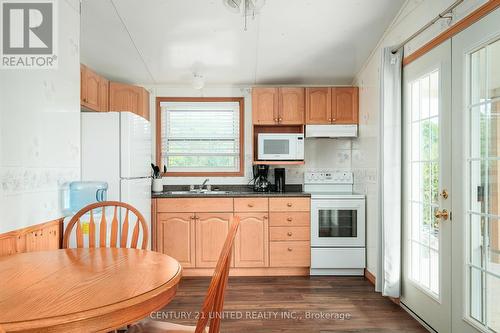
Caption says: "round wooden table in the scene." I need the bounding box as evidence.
[0,248,182,332]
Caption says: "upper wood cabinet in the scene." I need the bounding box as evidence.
[109,82,150,121]
[157,213,195,268]
[252,87,305,125]
[252,88,279,125]
[81,64,108,112]
[195,213,232,268]
[234,213,269,268]
[305,87,331,124]
[279,88,305,124]
[305,87,358,125]
[332,87,358,124]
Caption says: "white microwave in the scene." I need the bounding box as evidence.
[258,133,304,160]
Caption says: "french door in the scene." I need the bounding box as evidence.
[402,39,452,333]
[452,8,500,333]
[402,7,500,333]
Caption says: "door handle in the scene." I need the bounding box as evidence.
[435,209,449,220]
[440,189,449,200]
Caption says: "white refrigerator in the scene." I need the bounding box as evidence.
[80,111,152,248]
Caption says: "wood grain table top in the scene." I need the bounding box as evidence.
[0,248,182,332]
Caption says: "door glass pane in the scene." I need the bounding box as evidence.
[318,209,357,237]
[487,41,500,99]
[467,38,500,332]
[471,48,487,105]
[470,267,484,322]
[407,69,441,298]
[487,274,500,331]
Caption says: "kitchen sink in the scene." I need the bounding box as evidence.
[167,190,233,195]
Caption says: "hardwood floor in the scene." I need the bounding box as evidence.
[156,276,427,333]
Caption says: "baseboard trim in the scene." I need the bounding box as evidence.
[364,268,376,285]
[363,268,400,305]
[0,218,63,256]
[182,267,309,277]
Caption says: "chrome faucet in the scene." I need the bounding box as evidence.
[200,178,209,190]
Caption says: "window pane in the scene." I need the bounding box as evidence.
[469,213,484,268]
[487,274,500,331]
[487,39,500,100]
[167,155,237,169]
[487,218,500,276]
[470,266,484,322]
[161,101,241,173]
[471,48,487,105]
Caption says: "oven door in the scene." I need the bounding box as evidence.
[310,198,365,247]
[258,136,294,160]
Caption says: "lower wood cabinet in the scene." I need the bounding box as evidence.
[153,197,310,276]
[195,213,232,268]
[156,213,196,268]
[270,241,310,267]
[234,213,269,268]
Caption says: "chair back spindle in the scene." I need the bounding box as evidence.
[63,201,148,250]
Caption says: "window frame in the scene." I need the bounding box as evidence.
[156,97,245,177]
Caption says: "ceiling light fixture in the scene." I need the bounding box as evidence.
[223,0,265,31]
[192,73,205,90]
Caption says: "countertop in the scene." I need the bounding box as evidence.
[152,184,310,198]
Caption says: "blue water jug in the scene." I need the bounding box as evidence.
[68,181,108,214]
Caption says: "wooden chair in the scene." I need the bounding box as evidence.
[63,201,149,249]
[128,216,241,333]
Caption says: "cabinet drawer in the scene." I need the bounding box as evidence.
[270,241,310,267]
[234,198,268,212]
[269,212,310,226]
[270,227,309,241]
[156,198,233,213]
[269,197,310,212]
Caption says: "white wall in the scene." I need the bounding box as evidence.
[0,0,80,233]
[353,0,488,278]
[146,85,354,186]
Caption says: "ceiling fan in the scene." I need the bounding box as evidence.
[223,0,266,30]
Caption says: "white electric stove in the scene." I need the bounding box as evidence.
[304,169,366,276]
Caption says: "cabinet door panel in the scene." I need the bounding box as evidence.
[195,213,232,268]
[234,213,269,267]
[332,87,358,124]
[305,88,332,124]
[109,82,131,112]
[98,77,109,112]
[279,88,305,124]
[83,67,101,111]
[252,88,279,124]
[157,213,195,268]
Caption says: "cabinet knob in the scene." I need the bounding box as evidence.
[328,118,332,122]
[287,217,293,222]
[278,118,282,122]
[191,215,196,220]
[332,118,336,122]
[287,203,292,207]
[287,247,293,252]
[248,203,254,208]
[263,215,268,219]
[273,118,278,122]
[287,232,293,236]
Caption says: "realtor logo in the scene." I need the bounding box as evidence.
[1,0,57,68]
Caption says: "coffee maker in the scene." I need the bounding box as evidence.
[274,168,286,192]
[252,165,271,192]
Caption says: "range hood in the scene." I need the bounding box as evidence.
[306,125,358,138]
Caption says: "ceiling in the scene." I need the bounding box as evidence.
[80,0,405,86]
